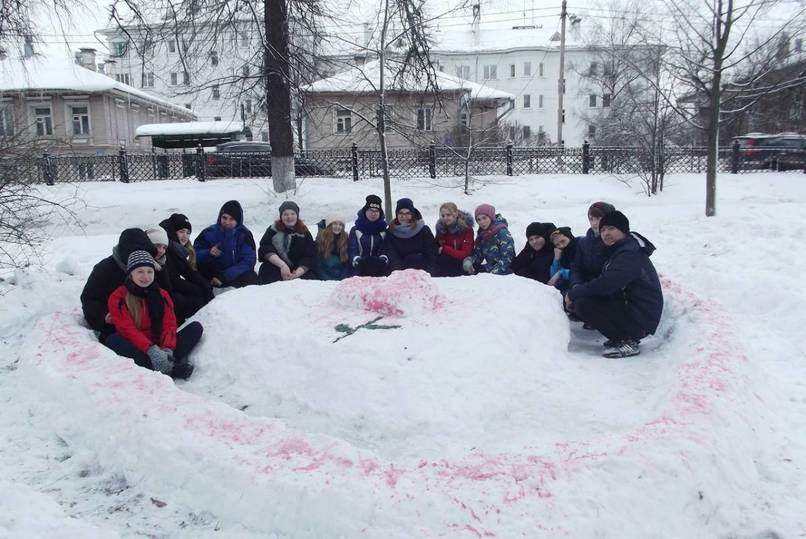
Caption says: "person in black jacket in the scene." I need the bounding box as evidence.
[80,228,156,343]
[570,201,616,289]
[258,201,317,284]
[383,198,439,275]
[512,221,556,284]
[565,211,663,358]
[158,215,213,321]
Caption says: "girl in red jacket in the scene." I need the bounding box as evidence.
[105,250,202,379]
[434,202,474,277]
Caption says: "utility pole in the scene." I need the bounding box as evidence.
[557,0,567,146]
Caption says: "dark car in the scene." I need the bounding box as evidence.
[206,141,333,177]
[733,132,806,170]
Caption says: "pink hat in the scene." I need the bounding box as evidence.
[474,203,496,221]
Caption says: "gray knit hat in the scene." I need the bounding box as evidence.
[127,250,156,273]
[279,200,300,216]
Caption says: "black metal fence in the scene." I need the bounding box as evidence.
[4,141,803,185]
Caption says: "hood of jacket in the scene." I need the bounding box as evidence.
[113,228,155,269]
[607,231,656,258]
[435,211,474,236]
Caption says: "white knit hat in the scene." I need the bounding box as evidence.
[145,226,169,247]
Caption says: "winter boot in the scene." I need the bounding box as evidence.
[171,359,194,380]
[602,340,641,358]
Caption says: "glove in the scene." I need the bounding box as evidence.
[147,345,174,374]
[462,257,475,275]
[352,256,362,268]
[162,347,175,361]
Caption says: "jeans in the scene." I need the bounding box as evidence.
[105,321,204,370]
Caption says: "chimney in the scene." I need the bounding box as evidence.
[472,3,481,46]
[76,47,98,71]
[23,35,34,58]
[569,16,582,41]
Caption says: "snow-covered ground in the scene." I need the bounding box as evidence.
[1,172,805,538]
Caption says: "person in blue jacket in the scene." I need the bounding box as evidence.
[348,194,390,277]
[511,221,556,284]
[547,226,576,291]
[570,201,615,289]
[565,211,663,358]
[194,200,258,288]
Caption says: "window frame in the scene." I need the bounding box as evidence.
[31,105,53,137]
[483,64,497,80]
[523,61,532,77]
[416,107,433,131]
[0,104,14,137]
[336,108,352,134]
[589,94,597,107]
[523,94,531,109]
[67,103,91,139]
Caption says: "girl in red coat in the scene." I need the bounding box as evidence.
[105,250,202,379]
[434,202,474,277]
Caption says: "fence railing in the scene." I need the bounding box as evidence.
[3,141,803,184]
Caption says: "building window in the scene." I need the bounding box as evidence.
[588,125,596,139]
[538,94,544,108]
[522,125,531,139]
[239,31,248,47]
[539,62,544,77]
[589,94,597,107]
[589,62,598,76]
[214,116,221,121]
[245,99,252,113]
[168,40,176,53]
[141,72,154,87]
[185,103,192,109]
[242,65,249,77]
[603,93,611,108]
[114,73,131,85]
[416,107,433,131]
[111,41,127,57]
[183,71,190,85]
[509,64,516,78]
[455,65,470,79]
[0,105,14,137]
[212,85,220,99]
[795,38,802,53]
[377,105,394,130]
[483,65,497,80]
[70,105,90,136]
[261,130,269,142]
[210,50,218,66]
[336,108,352,134]
[459,110,469,127]
[170,72,178,85]
[523,94,531,109]
[33,106,53,137]
[523,61,531,76]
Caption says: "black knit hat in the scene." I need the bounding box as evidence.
[362,194,384,217]
[588,201,616,219]
[525,222,556,241]
[117,228,156,261]
[218,200,243,226]
[395,197,421,219]
[127,250,156,273]
[169,213,192,234]
[279,200,300,216]
[551,226,574,243]
[599,210,630,234]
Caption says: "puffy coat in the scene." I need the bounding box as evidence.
[348,212,387,262]
[194,201,257,285]
[567,232,664,335]
[383,221,439,274]
[258,221,317,271]
[158,218,212,299]
[471,215,516,275]
[512,245,554,283]
[81,228,155,338]
[107,285,177,353]
[570,228,608,287]
[435,212,474,262]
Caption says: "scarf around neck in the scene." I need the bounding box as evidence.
[391,219,425,239]
[125,279,165,341]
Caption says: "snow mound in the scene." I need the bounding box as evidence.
[329,269,444,316]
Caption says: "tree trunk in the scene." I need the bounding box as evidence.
[265,0,296,193]
[377,0,393,218]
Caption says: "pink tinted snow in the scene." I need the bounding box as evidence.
[31,278,748,536]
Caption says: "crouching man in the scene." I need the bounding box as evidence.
[565,210,663,358]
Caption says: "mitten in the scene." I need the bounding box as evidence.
[147,345,174,374]
[462,257,475,274]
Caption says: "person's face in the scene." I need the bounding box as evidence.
[331,222,344,235]
[131,266,154,287]
[397,209,413,224]
[440,209,457,227]
[528,235,546,251]
[281,209,298,227]
[600,225,626,246]
[220,213,237,230]
[155,244,167,258]
[366,207,381,222]
[476,214,491,230]
[552,235,570,250]
[176,228,190,245]
[589,214,602,236]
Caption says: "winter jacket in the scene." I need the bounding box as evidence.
[570,228,608,288]
[470,215,516,275]
[316,240,349,281]
[81,228,155,338]
[158,218,212,298]
[567,232,664,334]
[512,244,554,283]
[107,285,178,353]
[435,212,474,262]
[348,211,388,263]
[383,221,439,274]
[194,201,257,285]
[549,259,571,281]
[258,221,317,271]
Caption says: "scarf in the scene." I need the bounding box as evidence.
[390,219,425,239]
[478,221,506,242]
[354,212,388,235]
[125,279,165,342]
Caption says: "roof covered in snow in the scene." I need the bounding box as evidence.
[0,55,194,116]
[135,121,244,137]
[305,60,514,104]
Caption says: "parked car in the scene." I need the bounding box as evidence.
[732,132,806,170]
[206,141,333,177]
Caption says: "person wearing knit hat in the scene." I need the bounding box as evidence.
[464,203,516,275]
[512,222,556,284]
[81,227,157,343]
[566,212,663,358]
[548,226,577,291]
[383,197,438,274]
[315,216,350,280]
[348,195,390,277]
[194,200,258,288]
[569,201,617,291]
[103,250,203,379]
[258,201,317,284]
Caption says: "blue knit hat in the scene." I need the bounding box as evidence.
[127,250,156,273]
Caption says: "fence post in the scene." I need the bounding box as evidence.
[118,144,129,183]
[506,141,513,176]
[429,142,436,179]
[41,150,55,185]
[731,139,740,174]
[582,140,590,174]
[151,147,157,180]
[351,143,359,182]
[196,144,206,182]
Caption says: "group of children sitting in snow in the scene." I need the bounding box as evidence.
[80,195,664,380]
